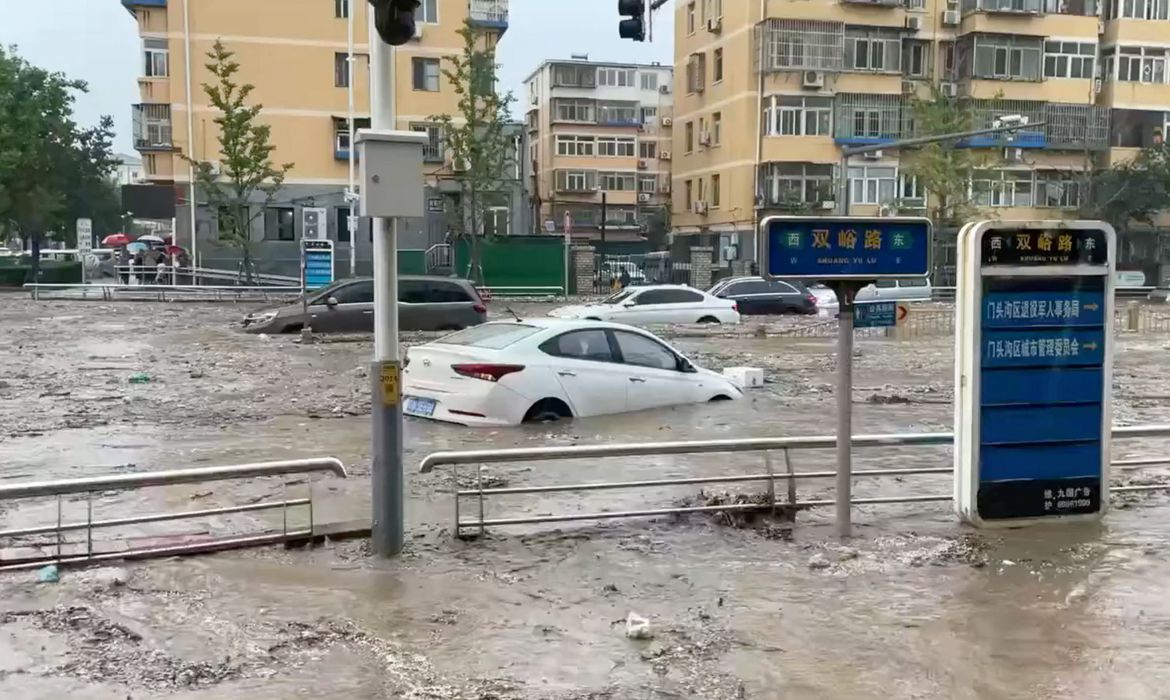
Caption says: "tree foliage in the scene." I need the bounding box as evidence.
[897,87,1000,227]
[0,45,118,276]
[431,21,516,283]
[1082,144,1170,234]
[182,40,292,282]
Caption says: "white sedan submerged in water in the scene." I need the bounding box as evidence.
[549,285,740,325]
[402,319,743,426]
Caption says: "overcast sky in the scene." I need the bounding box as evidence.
[0,0,674,154]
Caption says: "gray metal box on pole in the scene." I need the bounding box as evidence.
[356,130,429,219]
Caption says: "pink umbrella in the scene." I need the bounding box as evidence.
[101,233,132,247]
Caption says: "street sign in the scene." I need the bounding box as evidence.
[853,301,896,328]
[760,216,932,280]
[954,221,1115,527]
[302,239,335,290]
[76,218,93,253]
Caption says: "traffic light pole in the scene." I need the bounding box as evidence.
[368,8,405,557]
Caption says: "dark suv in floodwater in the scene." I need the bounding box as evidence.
[242,275,487,334]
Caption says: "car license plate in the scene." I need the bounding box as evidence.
[405,396,436,417]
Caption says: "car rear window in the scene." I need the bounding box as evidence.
[437,323,541,349]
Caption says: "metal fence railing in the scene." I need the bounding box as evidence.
[419,426,1170,538]
[24,283,302,303]
[0,457,347,570]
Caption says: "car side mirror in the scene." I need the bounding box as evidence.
[622,300,636,308]
[325,296,339,308]
[678,358,697,373]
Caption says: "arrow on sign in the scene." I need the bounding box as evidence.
[1083,342,1098,351]
[1083,303,1100,311]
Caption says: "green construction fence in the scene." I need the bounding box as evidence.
[453,236,565,296]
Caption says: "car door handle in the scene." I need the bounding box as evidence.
[557,370,577,377]
[629,377,646,383]
[363,310,373,314]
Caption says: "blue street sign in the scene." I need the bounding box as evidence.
[303,240,335,290]
[954,222,1115,526]
[760,216,932,280]
[853,301,896,328]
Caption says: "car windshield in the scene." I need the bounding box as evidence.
[601,289,637,305]
[436,323,541,349]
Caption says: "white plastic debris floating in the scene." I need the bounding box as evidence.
[723,367,764,389]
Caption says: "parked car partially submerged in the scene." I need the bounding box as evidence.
[549,284,740,325]
[402,318,743,426]
[242,275,486,334]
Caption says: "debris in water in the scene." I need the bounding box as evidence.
[807,553,831,570]
[128,372,151,384]
[625,612,653,640]
[36,564,59,583]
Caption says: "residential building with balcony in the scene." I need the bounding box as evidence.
[671,0,1134,277]
[522,58,674,247]
[119,0,522,275]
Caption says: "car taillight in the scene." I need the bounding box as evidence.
[732,302,738,313]
[807,295,817,305]
[451,363,525,382]
[473,303,487,314]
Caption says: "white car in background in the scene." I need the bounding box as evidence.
[402,319,743,426]
[808,283,840,316]
[855,277,933,303]
[549,285,740,325]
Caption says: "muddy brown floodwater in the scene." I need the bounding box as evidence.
[3,296,1170,699]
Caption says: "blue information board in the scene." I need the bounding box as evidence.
[853,301,896,328]
[302,240,335,290]
[969,225,1113,522]
[761,216,931,280]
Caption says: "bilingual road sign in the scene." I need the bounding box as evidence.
[853,301,896,328]
[954,221,1115,527]
[302,239,335,290]
[76,218,93,253]
[760,216,932,280]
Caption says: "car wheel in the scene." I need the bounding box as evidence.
[698,316,721,324]
[709,395,733,402]
[523,399,572,423]
[585,317,602,321]
[281,323,303,334]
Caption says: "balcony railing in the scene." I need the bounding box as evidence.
[469,0,509,31]
[131,103,172,151]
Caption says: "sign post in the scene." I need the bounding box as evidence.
[76,218,92,285]
[761,216,932,536]
[954,221,1115,526]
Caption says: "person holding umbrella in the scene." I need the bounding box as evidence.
[102,233,133,283]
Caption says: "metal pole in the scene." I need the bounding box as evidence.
[833,282,858,538]
[183,0,198,286]
[600,191,607,253]
[369,10,404,557]
[347,0,357,278]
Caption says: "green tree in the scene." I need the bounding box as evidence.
[431,20,516,284]
[183,40,292,283]
[0,45,117,279]
[1082,144,1170,235]
[897,88,999,227]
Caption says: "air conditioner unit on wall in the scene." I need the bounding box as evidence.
[693,201,708,214]
[802,71,825,89]
[637,159,649,170]
[707,17,722,32]
[661,117,673,127]
[864,150,883,160]
[413,24,423,40]
[941,81,958,98]
[659,84,671,95]
[659,150,672,160]
[1004,147,1023,162]
[638,193,651,203]
[699,131,711,146]
[905,16,922,31]
[942,10,960,25]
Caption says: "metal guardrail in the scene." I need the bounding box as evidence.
[24,282,303,303]
[0,457,347,570]
[419,426,1170,537]
[932,286,1155,301]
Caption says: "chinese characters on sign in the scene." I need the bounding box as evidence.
[982,228,1107,266]
[985,299,1084,321]
[984,337,1094,360]
[764,218,931,279]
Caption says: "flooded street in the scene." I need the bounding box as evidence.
[3,296,1170,698]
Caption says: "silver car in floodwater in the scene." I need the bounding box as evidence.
[242,275,487,334]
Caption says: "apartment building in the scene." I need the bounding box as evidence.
[523,58,674,246]
[670,0,1170,274]
[121,0,519,275]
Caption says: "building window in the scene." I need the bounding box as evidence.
[336,205,353,242]
[940,41,956,78]
[334,116,371,155]
[904,41,929,78]
[1034,171,1084,208]
[414,0,438,23]
[641,106,658,124]
[848,166,897,205]
[597,137,637,157]
[687,1,696,34]
[639,176,658,193]
[713,48,724,82]
[554,98,596,122]
[144,46,168,78]
[556,135,595,156]
[962,34,1043,81]
[640,72,658,90]
[763,95,832,136]
[1115,47,1167,83]
[712,112,722,145]
[335,0,349,18]
[972,170,1033,207]
[555,169,598,192]
[1044,41,1095,79]
[686,52,706,92]
[265,207,296,241]
[552,64,596,88]
[599,171,637,191]
[685,179,693,208]
[335,53,350,87]
[704,0,724,20]
[410,122,444,162]
[762,19,846,72]
[412,57,441,91]
[597,103,639,124]
[711,174,721,208]
[639,141,657,159]
[899,175,926,204]
[598,68,636,87]
[845,30,902,73]
[761,162,834,206]
[1104,0,1166,19]
[685,121,695,152]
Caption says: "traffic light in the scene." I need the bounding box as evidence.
[369,0,421,46]
[618,0,646,41]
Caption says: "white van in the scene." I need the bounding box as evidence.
[855,277,933,303]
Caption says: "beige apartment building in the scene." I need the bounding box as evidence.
[523,58,674,246]
[121,0,516,273]
[672,0,1170,278]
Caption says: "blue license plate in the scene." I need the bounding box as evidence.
[405,397,436,417]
